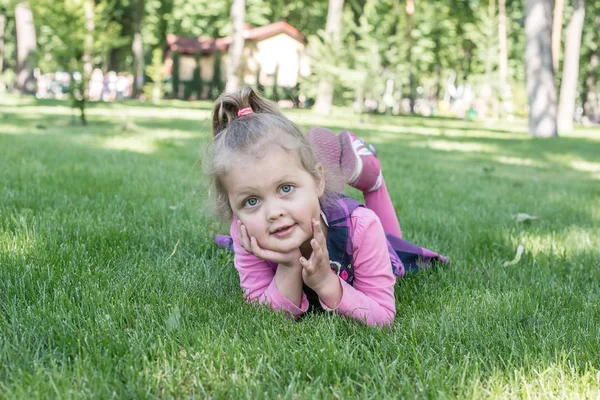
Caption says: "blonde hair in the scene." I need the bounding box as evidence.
[206,86,336,219]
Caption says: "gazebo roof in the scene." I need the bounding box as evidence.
[166,21,307,55]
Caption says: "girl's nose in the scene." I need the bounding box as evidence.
[266,202,286,221]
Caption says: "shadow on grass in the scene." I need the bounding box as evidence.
[0,96,215,111]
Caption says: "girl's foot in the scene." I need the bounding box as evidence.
[306,127,345,193]
[339,130,382,193]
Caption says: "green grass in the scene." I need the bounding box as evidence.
[1,95,599,398]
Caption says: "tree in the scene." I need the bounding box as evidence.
[146,47,163,102]
[313,0,344,115]
[30,0,121,124]
[405,0,415,113]
[15,2,36,93]
[552,0,565,72]
[82,0,94,95]
[525,0,558,137]
[582,52,599,122]
[557,0,585,132]
[131,0,144,98]
[498,0,509,115]
[0,6,6,73]
[579,1,600,123]
[225,0,245,93]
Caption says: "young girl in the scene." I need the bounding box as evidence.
[209,87,447,328]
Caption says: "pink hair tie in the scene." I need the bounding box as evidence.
[237,107,253,117]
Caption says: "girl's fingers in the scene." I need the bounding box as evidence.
[249,235,265,258]
[299,239,320,277]
[310,238,323,266]
[312,219,321,237]
[312,219,327,249]
[236,221,245,249]
[299,256,313,273]
[238,222,251,252]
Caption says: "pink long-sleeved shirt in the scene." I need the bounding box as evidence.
[230,206,397,327]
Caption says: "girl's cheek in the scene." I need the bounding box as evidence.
[241,220,260,238]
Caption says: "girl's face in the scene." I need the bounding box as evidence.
[221,145,325,254]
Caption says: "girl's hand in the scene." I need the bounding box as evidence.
[300,219,333,291]
[237,220,301,267]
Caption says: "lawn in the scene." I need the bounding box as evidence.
[1,96,599,398]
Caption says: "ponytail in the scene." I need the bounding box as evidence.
[212,86,283,137]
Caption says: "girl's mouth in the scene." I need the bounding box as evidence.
[272,224,296,237]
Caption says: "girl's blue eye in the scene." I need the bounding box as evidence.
[280,185,293,194]
[244,198,259,208]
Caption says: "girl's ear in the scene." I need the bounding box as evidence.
[315,163,326,197]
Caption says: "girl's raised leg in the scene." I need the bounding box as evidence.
[339,130,402,238]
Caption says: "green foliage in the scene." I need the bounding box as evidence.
[209,52,223,99]
[17,0,600,113]
[169,0,228,38]
[192,53,203,99]
[0,1,17,72]
[183,80,193,100]
[30,0,123,74]
[579,0,600,103]
[142,0,173,51]
[171,50,180,98]
[144,47,164,102]
[266,63,279,100]
[255,67,264,94]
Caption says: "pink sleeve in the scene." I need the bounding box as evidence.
[230,219,309,318]
[320,207,397,327]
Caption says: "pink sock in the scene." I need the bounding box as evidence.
[363,178,402,238]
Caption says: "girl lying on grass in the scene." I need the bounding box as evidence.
[209,87,448,328]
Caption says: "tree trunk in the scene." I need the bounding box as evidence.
[498,0,509,109]
[83,0,94,95]
[157,0,173,52]
[225,0,245,93]
[525,0,558,137]
[15,2,36,94]
[557,0,585,132]
[0,13,6,73]
[483,0,495,119]
[132,0,145,98]
[552,0,564,72]
[407,0,416,113]
[313,0,344,115]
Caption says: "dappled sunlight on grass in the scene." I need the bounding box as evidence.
[494,155,549,168]
[102,136,158,154]
[517,226,600,258]
[6,105,75,117]
[99,129,202,154]
[374,123,524,140]
[3,104,212,122]
[0,123,32,135]
[0,215,38,260]
[85,106,212,121]
[544,153,600,180]
[561,127,600,142]
[570,160,600,180]
[484,362,600,399]
[409,139,500,153]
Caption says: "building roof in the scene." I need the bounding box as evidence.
[166,21,307,56]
